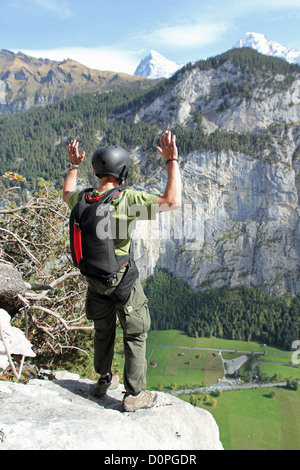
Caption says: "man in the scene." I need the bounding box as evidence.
[62,130,181,411]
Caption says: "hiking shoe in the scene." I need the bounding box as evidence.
[90,374,120,398]
[123,390,157,412]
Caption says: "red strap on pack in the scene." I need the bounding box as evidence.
[86,193,105,203]
[86,191,121,203]
[112,191,122,200]
[73,222,83,264]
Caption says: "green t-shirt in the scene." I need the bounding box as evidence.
[67,188,158,256]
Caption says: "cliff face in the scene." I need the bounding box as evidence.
[129,56,300,296]
[133,148,300,296]
[134,60,300,132]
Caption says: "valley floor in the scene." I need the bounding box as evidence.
[114,329,300,450]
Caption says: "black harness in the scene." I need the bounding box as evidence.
[69,188,138,302]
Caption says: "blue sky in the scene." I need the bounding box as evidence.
[1,0,300,74]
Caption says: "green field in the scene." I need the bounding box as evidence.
[181,387,300,450]
[143,330,300,390]
[114,329,300,450]
[146,331,224,389]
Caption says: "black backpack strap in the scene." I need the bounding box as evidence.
[84,187,123,205]
[75,187,123,226]
[69,188,94,267]
[109,260,139,304]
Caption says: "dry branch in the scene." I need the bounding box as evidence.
[0,181,90,357]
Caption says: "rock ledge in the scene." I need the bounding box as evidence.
[0,371,223,451]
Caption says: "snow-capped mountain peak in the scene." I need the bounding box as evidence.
[135,34,300,80]
[134,50,182,79]
[233,32,300,65]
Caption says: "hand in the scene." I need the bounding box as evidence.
[157,130,178,162]
[68,139,85,165]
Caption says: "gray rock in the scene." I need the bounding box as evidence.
[0,309,35,371]
[134,64,300,133]
[0,264,27,315]
[0,374,223,451]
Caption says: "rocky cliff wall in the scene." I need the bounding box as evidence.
[128,58,300,296]
[134,61,300,133]
[132,144,300,296]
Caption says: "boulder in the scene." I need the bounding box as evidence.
[0,264,27,315]
[0,371,223,451]
[0,309,35,371]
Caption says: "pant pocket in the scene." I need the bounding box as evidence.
[85,287,114,322]
[118,281,151,336]
[85,290,96,321]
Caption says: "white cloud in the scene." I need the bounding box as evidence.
[16,46,140,75]
[142,0,300,51]
[141,20,229,50]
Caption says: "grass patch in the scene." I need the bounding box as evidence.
[145,330,224,390]
[182,387,300,450]
[259,362,300,381]
[277,387,300,450]
[204,351,224,386]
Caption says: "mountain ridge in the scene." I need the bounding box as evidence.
[1,32,300,115]
[234,32,300,65]
[0,49,156,115]
[133,32,300,79]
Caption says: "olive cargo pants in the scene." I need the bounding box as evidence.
[85,273,151,395]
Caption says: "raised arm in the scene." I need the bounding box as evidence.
[62,139,85,203]
[156,130,182,212]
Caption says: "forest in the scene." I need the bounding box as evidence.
[144,270,300,351]
[178,46,300,77]
[0,84,279,192]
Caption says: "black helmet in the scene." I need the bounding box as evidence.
[92,146,131,181]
